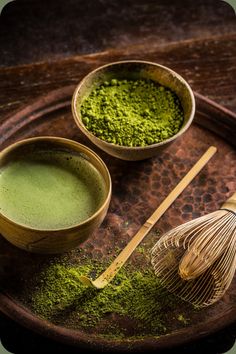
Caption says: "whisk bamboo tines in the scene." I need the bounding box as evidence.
[151,192,236,307]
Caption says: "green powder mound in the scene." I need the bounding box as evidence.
[80,79,184,147]
[25,261,190,338]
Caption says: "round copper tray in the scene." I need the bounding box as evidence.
[0,86,236,352]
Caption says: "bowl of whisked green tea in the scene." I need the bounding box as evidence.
[72,60,195,160]
[0,137,111,254]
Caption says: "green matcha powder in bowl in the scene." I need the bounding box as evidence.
[72,60,195,161]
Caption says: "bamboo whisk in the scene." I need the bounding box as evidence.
[151,193,236,307]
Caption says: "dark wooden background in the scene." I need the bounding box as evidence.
[0,0,236,353]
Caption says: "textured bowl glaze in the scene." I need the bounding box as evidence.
[0,137,111,254]
[72,60,195,161]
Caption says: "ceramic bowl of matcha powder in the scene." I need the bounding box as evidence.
[72,60,195,160]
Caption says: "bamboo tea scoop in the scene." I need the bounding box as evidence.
[79,146,217,289]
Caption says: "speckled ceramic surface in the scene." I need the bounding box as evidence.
[0,87,235,352]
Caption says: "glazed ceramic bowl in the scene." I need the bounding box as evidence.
[72,60,195,161]
[0,137,111,254]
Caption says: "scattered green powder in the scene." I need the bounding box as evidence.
[177,314,189,325]
[24,260,191,339]
[80,79,184,147]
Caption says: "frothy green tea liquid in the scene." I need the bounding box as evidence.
[0,150,106,230]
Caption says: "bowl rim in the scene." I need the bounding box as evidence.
[72,59,196,151]
[0,136,112,232]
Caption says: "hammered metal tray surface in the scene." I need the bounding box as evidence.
[0,86,236,352]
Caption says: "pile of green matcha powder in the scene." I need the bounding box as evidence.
[80,79,184,147]
[21,258,190,339]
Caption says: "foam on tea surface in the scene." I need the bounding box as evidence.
[0,149,106,230]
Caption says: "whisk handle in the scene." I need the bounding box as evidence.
[221,192,236,213]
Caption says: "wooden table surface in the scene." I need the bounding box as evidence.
[0,0,236,352]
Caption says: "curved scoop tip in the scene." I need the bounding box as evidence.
[79,275,94,287]
[79,275,108,289]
